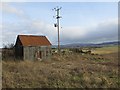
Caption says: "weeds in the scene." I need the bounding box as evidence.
[2,49,119,88]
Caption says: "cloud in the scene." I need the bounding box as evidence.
[2,18,118,47]
[2,20,57,46]
[24,20,57,43]
[61,18,118,44]
[1,3,25,18]
[1,3,57,46]
[30,20,58,44]
[1,2,118,47]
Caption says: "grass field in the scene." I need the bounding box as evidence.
[2,46,119,88]
[92,45,118,54]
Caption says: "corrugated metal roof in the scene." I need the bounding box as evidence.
[18,35,52,46]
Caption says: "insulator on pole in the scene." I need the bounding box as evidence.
[54,23,57,27]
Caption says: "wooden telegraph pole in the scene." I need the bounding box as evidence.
[53,6,62,53]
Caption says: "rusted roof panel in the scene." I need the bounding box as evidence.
[18,35,52,46]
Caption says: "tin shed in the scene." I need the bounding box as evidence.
[15,35,52,61]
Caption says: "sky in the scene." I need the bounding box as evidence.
[0,1,118,47]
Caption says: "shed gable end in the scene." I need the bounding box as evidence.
[15,36,23,47]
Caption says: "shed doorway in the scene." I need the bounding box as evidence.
[35,51,42,61]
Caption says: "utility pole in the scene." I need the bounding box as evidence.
[53,6,62,53]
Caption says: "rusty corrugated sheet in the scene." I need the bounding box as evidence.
[18,35,52,46]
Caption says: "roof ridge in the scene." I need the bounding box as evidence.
[18,35,45,37]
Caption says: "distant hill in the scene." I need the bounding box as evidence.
[52,41,119,48]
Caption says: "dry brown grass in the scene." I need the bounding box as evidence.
[92,46,118,54]
[2,47,119,88]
